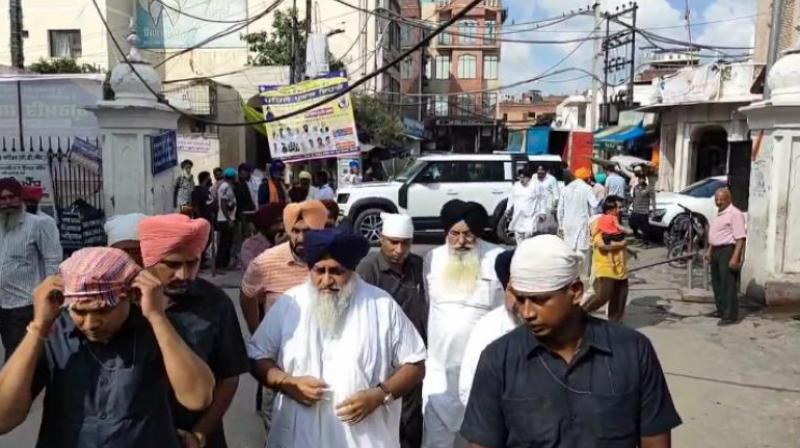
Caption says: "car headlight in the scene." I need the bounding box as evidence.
[336,193,350,204]
[651,209,666,222]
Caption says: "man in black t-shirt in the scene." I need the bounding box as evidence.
[139,214,249,448]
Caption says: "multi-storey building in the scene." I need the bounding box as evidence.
[754,0,800,64]
[419,0,505,153]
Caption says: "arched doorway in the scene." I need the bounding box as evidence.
[691,126,728,182]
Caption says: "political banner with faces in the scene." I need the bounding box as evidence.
[262,77,360,162]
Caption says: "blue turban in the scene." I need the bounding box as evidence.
[303,228,370,271]
[270,159,285,175]
[494,249,515,290]
[223,167,236,179]
[349,160,360,168]
[595,172,607,185]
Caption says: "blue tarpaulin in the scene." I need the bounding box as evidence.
[526,127,550,155]
[593,124,645,151]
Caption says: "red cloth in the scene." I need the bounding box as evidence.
[597,214,623,235]
[22,185,44,201]
[138,214,211,267]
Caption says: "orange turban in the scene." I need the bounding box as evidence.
[575,167,592,181]
[138,214,211,267]
[283,200,327,233]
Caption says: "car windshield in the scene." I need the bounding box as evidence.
[680,178,726,198]
[393,159,426,182]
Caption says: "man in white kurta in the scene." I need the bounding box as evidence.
[457,249,520,409]
[531,165,559,216]
[504,169,537,243]
[557,168,600,259]
[248,228,426,448]
[423,200,504,447]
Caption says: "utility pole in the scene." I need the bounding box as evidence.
[589,1,601,132]
[601,2,637,127]
[290,0,297,83]
[9,0,24,69]
[765,0,785,99]
[305,0,312,80]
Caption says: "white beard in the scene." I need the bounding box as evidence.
[308,276,357,339]
[432,246,481,298]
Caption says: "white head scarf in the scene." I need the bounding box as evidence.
[381,213,414,239]
[104,213,147,246]
[511,234,583,293]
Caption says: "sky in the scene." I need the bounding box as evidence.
[500,0,760,96]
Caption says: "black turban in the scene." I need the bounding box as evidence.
[303,228,370,270]
[440,199,489,235]
[494,249,515,290]
[0,177,22,197]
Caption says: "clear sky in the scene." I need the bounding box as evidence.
[500,0,759,96]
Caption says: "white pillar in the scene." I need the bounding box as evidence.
[85,24,181,217]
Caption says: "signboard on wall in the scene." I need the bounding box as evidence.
[151,130,178,175]
[262,77,360,162]
[136,0,247,49]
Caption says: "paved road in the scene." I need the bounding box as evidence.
[3,243,800,447]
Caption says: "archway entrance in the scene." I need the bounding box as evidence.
[691,126,728,182]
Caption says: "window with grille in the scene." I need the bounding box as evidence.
[434,96,449,116]
[483,55,498,79]
[457,55,476,79]
[459,20,478,45]
[485,20,496,44]
[48,30,82,59]
[438,22,452,45]
[434,55,451,79]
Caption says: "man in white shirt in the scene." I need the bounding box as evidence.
[605,165,628,200]
[531,165,559,217]
[422,200,504,448]
[313,171,336,201]
[458,249,520,409]
[504,168,537,244]
[248,228,426,448]
[558,167,600,267]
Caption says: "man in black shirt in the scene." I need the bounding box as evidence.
[139,214,249,448]
[461,235,681,448]
[357,213,426,448]
[0,247,215,447]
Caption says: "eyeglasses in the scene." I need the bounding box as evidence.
[448,229,476,242]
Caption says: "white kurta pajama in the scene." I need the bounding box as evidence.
[247,277,427,448]
[422,240,504,447]
[505,182,537,240]
[531,176,558,216]
[557,179,600,253]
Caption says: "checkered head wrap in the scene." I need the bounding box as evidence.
[59,247,142,308]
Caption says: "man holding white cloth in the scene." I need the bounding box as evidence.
[248,228,426,448]
[422,200,504,448]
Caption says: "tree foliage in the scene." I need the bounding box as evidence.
[352,94,406,148]
[29,58,101,74]
[242,8,344,72]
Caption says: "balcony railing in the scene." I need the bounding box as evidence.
[435,0,501,8]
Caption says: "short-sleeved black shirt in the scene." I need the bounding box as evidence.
[166,278,249,448]
[34,306,180,448]
[356,251,427,343]
[461,316,681,448]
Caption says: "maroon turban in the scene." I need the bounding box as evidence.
[0,177,22,197]
[252,203,285,231]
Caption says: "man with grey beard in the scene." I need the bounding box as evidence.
[0,177,62,361]
[248,228,427,448]
[422,200,504,448]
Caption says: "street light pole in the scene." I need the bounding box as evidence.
[589,1,601,131]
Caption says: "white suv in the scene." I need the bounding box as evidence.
[336,153,566,244]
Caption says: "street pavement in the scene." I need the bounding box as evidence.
[2,243,800,447]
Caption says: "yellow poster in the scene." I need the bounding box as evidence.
[262,77,360,162]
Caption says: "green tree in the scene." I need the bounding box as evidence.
[241,8,344,72]
[352,93,406,148]
[29,58,101,74]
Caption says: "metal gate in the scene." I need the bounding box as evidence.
[0,136,104,215]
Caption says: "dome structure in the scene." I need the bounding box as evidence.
[108,23,162,106]
[767,38,800,105]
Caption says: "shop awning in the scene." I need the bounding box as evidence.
[593,124,645,151]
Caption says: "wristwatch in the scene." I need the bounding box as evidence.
[193,431,207,448]
[377,382,396,406]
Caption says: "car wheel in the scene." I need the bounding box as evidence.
[354,208,385,246]
[495,213,515,246]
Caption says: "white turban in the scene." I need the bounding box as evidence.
[511,234,583,293]
[104,213,147,246]
[381,213,414,239]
